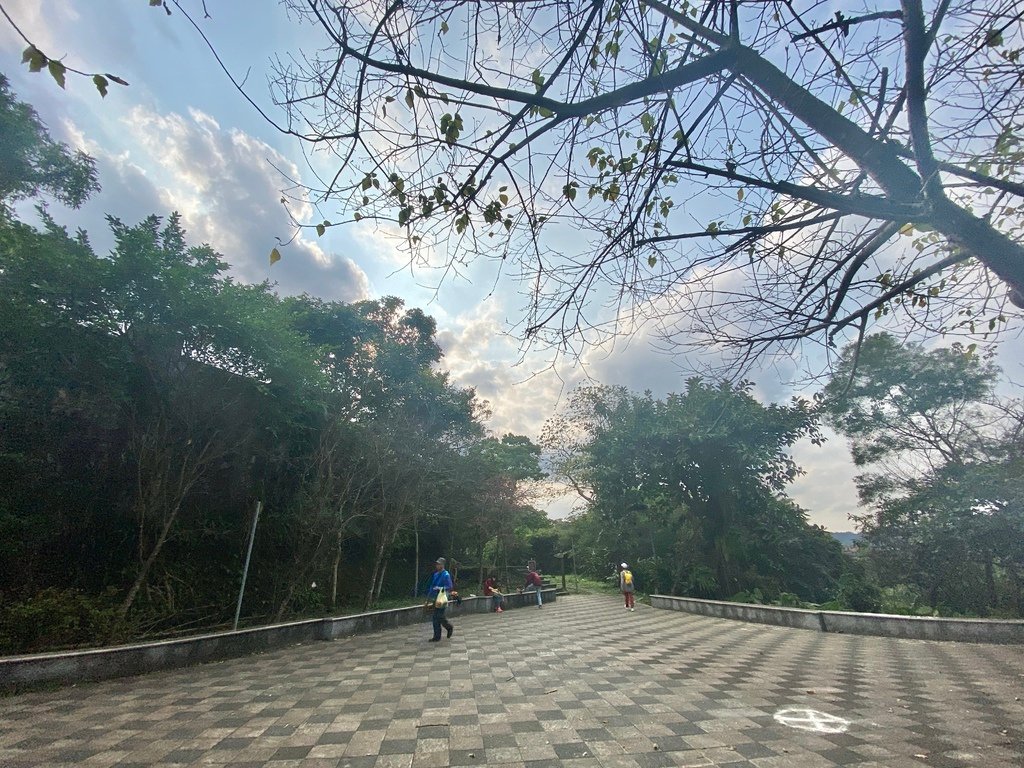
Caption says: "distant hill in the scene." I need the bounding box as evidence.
[831,531,863,548]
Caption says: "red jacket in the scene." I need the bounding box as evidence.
[525,570,542,587]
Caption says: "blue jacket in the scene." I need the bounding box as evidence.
[428,569,453,597]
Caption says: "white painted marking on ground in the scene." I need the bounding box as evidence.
[773,708,850,734]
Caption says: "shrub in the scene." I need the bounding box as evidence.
[0,587,121,653]
[776,592,803,608]
[729,588,765,604]
[878,584,929,615]
[835,572,882,613]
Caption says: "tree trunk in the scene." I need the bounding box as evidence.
[274,536,324,623]
[365,539,386,610]
[477,540,486,591]
[984,551,997,615]
[1008,566,1023,618]
[413,514,420,598]
[374,556,389,603]
[119,502,181,619]
[331,543,341,609]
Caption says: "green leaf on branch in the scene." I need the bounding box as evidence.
[648,255,657,267]
[440,112,463,144]
[985,29,1003,47]
[48,60,67,89]
[316,223,326,237]
[92,74,109,97]
[269,248,282,265]
[22,45,47,73]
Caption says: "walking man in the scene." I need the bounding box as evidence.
[619,563,636,611]
[428,557,454,642]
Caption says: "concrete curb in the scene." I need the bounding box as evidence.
[0,589,556,691]
[650,594,1024,643]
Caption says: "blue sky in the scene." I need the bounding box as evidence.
[8,0,1018,531]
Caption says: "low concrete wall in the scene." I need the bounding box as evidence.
[0,617,326,691]
[0,589,556,691]
[650,594,1024,643]
[650,595,823,631]
[820,610,1024,643]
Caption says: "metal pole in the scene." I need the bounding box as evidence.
[572,542,579,593]
[233,500,262,631]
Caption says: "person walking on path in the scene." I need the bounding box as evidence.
[483,575,505,613]
[524,566,543,608]
[619,563,636,611]
[427,557,455,642]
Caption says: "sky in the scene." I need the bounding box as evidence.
[3,0,1019,531]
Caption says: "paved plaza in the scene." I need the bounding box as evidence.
[1,594,1022,767]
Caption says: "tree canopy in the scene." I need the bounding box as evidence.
[0,73,97,213]
[823,334,1024,615]
[259,0,1024,369]
[0,76,550,652]
[542,381,841,600]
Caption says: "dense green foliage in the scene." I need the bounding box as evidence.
[0,74,98,213]
[823,334,1024,617]
[3,70,1021,657]
[547,352,1024,619]
[0,78,550,653]
[543,382,847,603]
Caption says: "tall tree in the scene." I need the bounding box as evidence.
[458,434,545,586]
[264,0,1023,367]
[823,333,1005,503]
[545,381,836,599]
[824,333,1024,614]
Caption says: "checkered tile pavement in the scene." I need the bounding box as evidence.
[1,594,1022,767]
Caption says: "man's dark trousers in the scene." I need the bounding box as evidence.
[432,606,453,640]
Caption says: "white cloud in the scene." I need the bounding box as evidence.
[0,0,79,56]
[351,220,427,268]
[788,430,861,531]
[438,300,583,438]
[517,297,867,530]
[109,105,369,301]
